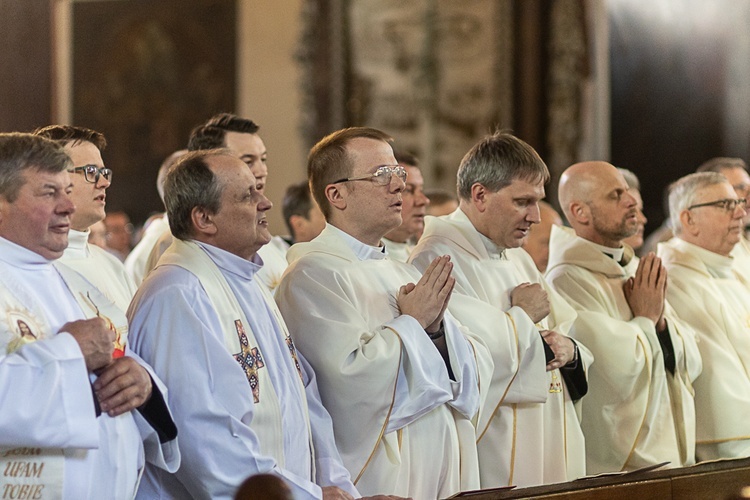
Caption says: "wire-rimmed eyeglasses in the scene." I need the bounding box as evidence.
[331,165,406,186]
[67,165,113,184]
[687,198,747,212]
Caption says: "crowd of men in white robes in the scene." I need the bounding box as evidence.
[2,113,750,500]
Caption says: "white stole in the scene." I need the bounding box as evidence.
[0,262,130,499]
[157,239,314,474]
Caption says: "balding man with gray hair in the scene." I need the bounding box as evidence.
[658,171,750,461]
[695,157,750,283]
[546,160,700,474]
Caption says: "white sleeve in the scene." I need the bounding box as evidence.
[0,333,98,449]
[298,353,359,498]
[128,273,323,500]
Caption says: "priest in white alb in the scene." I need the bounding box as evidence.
[410,132,591,488]
[0,133,178,499]
[546,161,700,474]
[276,127,491,499]
[658,171,750,460]
[34,125,136,311]
[127,149,377,500]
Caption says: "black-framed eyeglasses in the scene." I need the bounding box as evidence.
[67,165,113,184]
[687,198,747,212]
[332,165,407,186]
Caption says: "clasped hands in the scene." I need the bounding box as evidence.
[397,255,455,335]
[623,252,668,331]
[511,282,575,370]
[60,317,152,417]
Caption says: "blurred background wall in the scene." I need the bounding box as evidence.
[2,0,749,239]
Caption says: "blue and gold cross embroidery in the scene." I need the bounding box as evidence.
[233,319,265,403]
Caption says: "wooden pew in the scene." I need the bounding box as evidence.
[450,457,750,499]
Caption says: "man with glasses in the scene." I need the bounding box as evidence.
[546,161,700,474]
[659,171,750,460]
[696,157,750,283]
[34,125,136,312]
[275,127,489,499]
[410,133,590,487]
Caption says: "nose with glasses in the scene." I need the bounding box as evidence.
[67,164,113,184]
[687,198,748,212]
[331,165,407,186]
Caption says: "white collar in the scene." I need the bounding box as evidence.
[327,224,387,261]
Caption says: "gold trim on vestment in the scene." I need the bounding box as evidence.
[508,404,517,486]
[353,326,403,485]
[563,385,568,470]
[477,312,521,443]
[697,435,750,444]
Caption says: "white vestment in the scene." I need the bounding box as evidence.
[128,239,356,500]
[546,226,700,473]
[382,238,413,263]
[0,237,178,500]
[144,229,289,295]
[410,211,591,488]
[731,234,750,285]
[125,214,170,286]
[275,224,488,499]
[256,235,290,293]
[659,237,750,460]
[60,228,137,312]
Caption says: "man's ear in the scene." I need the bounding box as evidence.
[191,206,217,236]
[470,183,489,212]
[680,209,698,236]
[325,184,347,212]
[569,201,591,225]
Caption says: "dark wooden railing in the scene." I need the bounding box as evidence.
[450,458,750,499]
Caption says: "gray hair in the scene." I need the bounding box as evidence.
[457,132,549,200]
[696,157,747,174]
[0,133,70,202]
[618,168,640,191]
[669,172,728,235]
[164,149,228,240]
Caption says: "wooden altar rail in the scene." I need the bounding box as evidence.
[451,457,750,500]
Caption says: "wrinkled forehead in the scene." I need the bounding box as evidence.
[17,167,71,193]
[208,153,256,184]
[694,180,736,201]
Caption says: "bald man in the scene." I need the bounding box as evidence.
[545,161,701,474]
[522,201,563,273]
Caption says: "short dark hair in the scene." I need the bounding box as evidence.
[394,150,419,168]
[0,133,70,202]
[188,113,260,151]
[457,132,549,200]
[33,125,107,151]
[163,149,228,240]
[308,127,393,219]
[282,181,314,239]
